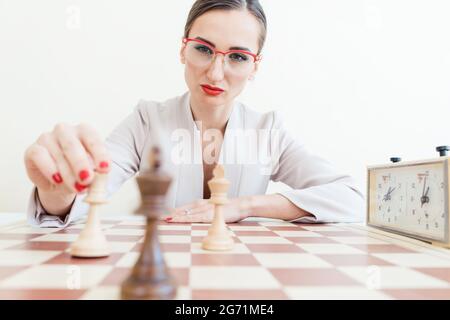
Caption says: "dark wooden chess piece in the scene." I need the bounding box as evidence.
[121,147,176,300]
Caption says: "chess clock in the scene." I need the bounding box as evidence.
[367,146,450,248]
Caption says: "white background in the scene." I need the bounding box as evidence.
[0,0,449,214]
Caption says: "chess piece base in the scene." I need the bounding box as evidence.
[70,236,110,258]
[202,234,234,251]
[121,278,177,300]
[121,266,177,300]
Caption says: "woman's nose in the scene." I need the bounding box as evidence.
[206,55,225,82]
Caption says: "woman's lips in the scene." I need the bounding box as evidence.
[201,84,224,96]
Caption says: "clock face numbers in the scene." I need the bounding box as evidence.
[372,163,447,240]
[409,171,445,236]
[376,174,402,223]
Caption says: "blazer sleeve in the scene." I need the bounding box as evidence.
[270,112,365,223]
[27,101,150,228]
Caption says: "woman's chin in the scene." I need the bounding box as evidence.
[199,93,228,106]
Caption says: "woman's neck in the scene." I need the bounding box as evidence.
[189,99,234,133]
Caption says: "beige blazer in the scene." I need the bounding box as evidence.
[27,92,365,227]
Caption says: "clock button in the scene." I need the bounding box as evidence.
[436,146,449,157]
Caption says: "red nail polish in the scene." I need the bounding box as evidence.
[99,161,109,169]
[165,217,173,222]
[79,170,90,181]
[52,173,63,184]
[75,182,88,192]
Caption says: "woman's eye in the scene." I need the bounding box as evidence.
[229,53,249,62]
[195,45,213,55]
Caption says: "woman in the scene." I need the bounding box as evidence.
[24,0,364,228]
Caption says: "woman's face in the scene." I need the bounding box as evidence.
[181,9,261,110]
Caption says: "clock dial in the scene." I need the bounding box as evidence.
[404,167,446,239]
[375,173,402,224]
[369,161,447,242]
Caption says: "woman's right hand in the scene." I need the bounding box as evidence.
[24,123,111,199]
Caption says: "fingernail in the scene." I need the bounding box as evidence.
[75,182,88,192]
[79,170,90,181]
[52,173,63,184]
[165,217,173,222]
[99,161,109,169]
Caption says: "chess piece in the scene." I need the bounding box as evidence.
[121,147,176,300]
[70,172,110,258]
[202,164,234,251]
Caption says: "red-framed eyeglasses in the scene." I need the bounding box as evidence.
[182,38,261,65]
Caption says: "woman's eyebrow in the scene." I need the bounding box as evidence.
[195,36,251,52]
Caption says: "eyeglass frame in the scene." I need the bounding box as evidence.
[182,38,262,64]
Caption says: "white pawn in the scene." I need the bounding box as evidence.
[70,172,110,258]
[202,165,234,251]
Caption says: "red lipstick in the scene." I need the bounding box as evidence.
[201,84,224,96]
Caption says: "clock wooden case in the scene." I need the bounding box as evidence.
[367,146,450,248]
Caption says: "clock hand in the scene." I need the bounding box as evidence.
[421,186,430,207]
[422,177,427,197]
[383,186,395,201]
[383,187,390,201]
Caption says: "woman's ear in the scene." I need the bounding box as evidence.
[180,37,186,64]
[180,46,186,64]
[248,59,260,81]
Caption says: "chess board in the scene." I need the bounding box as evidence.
[0,217,450,300]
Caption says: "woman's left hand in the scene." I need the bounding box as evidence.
[164,197,251,223]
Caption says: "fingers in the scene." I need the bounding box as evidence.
[168,211,213,223]
[186,203,214,215]
[54,123,95,186]
[24,144,62,190]
[175,199,209,212]
[171,200,211,216]
[165,199,245,224]
[166,202,214,223]
[37,131,86,194]
[26,122,109,195]
[77,123,111,173]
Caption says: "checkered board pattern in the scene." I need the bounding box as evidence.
[0,217,450,300]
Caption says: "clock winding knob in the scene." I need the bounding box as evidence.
[390,157,401,163]
[436,146,449,157]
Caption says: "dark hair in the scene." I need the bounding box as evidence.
[184,0,267,54]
